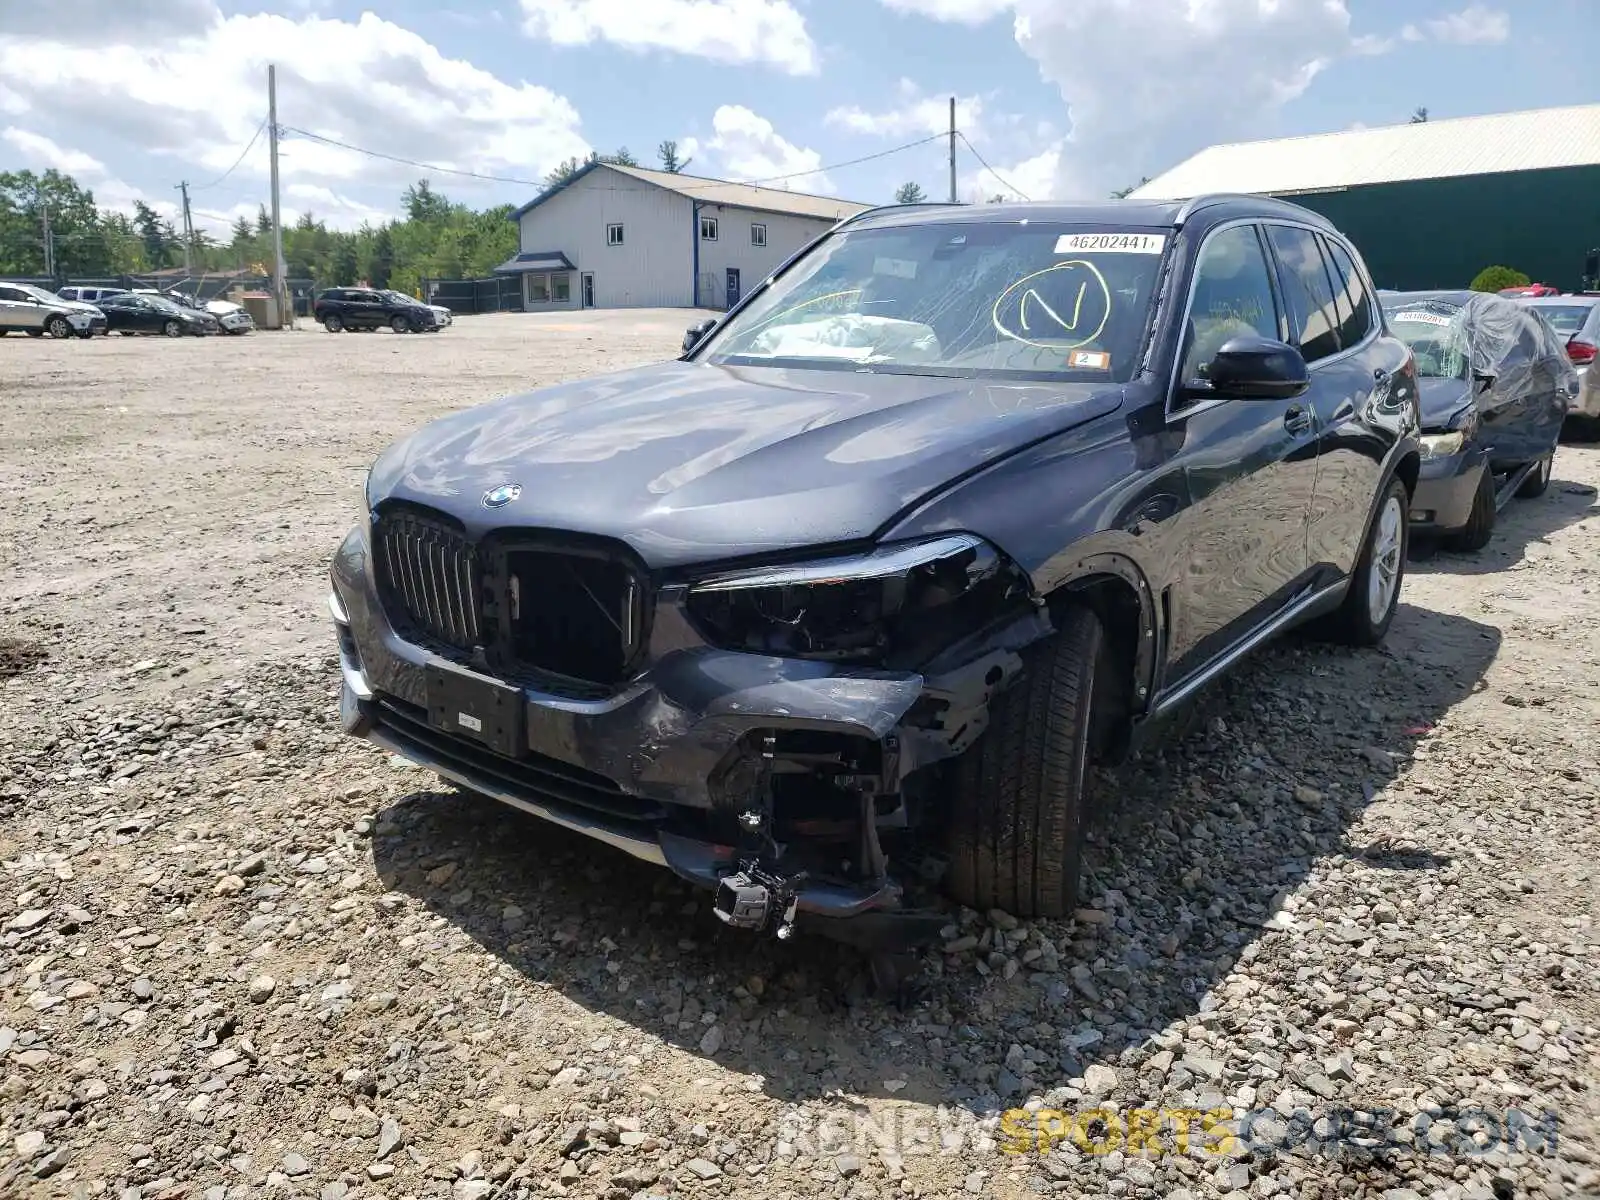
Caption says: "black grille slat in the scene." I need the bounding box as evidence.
[374,504,644,692]
[377,509,482,655]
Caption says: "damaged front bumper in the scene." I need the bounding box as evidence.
[329,528,1038,945]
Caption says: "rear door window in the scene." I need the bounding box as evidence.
[1265,224,1342,363]
[1323,238,1375,349]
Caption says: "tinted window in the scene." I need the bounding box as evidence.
[1180,224,1281,383]
[1324,239,1374,349]
[1266,224,1341,362]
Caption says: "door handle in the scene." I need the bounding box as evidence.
[1284,405,1312,433]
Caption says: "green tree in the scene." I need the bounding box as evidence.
[658,140,691,173]
[367,225,395,288]
[1469,264,1530,293]
[543,156,588,189]
[230,215,253,247]
[0,169,106,275]
[132,200,169,268]
[402,178,452,224]
[894,181,926,204]
[330,238,359,286]
[608,147,638,167]
[255,204,272,236]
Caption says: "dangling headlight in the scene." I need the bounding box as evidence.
[685,534,1030,666]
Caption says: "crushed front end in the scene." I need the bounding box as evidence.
[330,503,1045,947]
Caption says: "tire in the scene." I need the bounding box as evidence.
[944,606,1104,918]
[76,330,94,339]
[1322,476,1409,646]
[1445,467,1496,553]
[390,315,410,334]
[1515,454,1552,499]
[324,314,344,333]
[163,319,182,338]
[46,315,73,339]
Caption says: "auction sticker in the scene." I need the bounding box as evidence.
[1069,350,1111,369]
[1391,310,1453,327]
[1055,232,1166,255]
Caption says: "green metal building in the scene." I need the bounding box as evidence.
[1131,103,1600,293]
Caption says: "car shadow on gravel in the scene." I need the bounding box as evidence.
[370,599,1500,1113]
[1408,472,1598,575]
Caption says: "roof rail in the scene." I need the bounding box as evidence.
[829,200,971,232]
[1174,192,1335,227]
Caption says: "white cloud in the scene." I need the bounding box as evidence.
[1413,5,1509,44]
[703,105,833,193]
[283,183,394,229]
[2,127,107,176]
[876,0,1379,199]
[877,0,1012,24]
[0,8,592,229]
[518,0,817,74]
[961,142,1061,203]
[826,79,983,140]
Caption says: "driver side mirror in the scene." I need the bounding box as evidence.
[1198,334,1310,400]
[682,318,716,355]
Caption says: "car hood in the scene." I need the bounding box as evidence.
[1417,377,1473,432]
[204,299,245,316]
[368,360,1125,569]
[51,298,100,315]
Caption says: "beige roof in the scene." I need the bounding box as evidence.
[602,162,873,221]
[1130,103,1600,200]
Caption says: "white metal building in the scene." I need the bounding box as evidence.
[496,162,872,312]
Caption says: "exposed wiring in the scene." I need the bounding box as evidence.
[958,131,1031,202]
[191,118,268,192]
[277,125,947,195]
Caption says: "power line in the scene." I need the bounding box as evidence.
[958,131,1031,202]
[191,117,268,192]
[277,124,946,195]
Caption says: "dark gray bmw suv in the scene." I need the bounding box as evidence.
[330,194,1420,952]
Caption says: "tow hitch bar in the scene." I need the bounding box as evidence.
[714,860,806,939]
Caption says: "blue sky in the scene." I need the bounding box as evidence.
[0,0,1592,234]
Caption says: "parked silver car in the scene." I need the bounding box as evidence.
[1517,295,1599,425]
[0,282,106,338]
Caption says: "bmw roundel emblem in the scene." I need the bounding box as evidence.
[482,483,522,508]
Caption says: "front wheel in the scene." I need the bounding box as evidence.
[1322,476,1409,646]
[1515,454,1552,499]
[1445,467,1496,553]
[323,314,344,333]
[163,319,183,338]
[944,606,1105,918]
[46,315,73,339]
[390,315,410,334]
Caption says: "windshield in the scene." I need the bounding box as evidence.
[1527,304,1593,338]
[1383,302,1468,379]
[699,221,1170,383]
[382,290,419,305]
[145,296,182,314]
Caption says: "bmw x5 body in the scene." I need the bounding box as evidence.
[330,195,1420,945]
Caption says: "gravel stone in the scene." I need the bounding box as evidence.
[2,317,1597,1200]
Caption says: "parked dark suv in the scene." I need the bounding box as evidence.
[312,287,438,334]
[329,195,1420,951]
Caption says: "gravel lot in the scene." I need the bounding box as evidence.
[2,314,1597,1200]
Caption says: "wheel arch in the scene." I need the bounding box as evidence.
[1037,554,1160,752]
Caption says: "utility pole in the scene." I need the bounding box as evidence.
[948,96,958,203]
[178,181,195,279]
[40,204,54,279]
[267,64,292,329]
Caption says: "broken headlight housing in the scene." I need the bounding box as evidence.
[685,534,1028,666]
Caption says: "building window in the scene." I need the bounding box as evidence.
[750,223,767,247]
[700,215,719,241]
[606,223,624,247]
[525,272,573,304]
